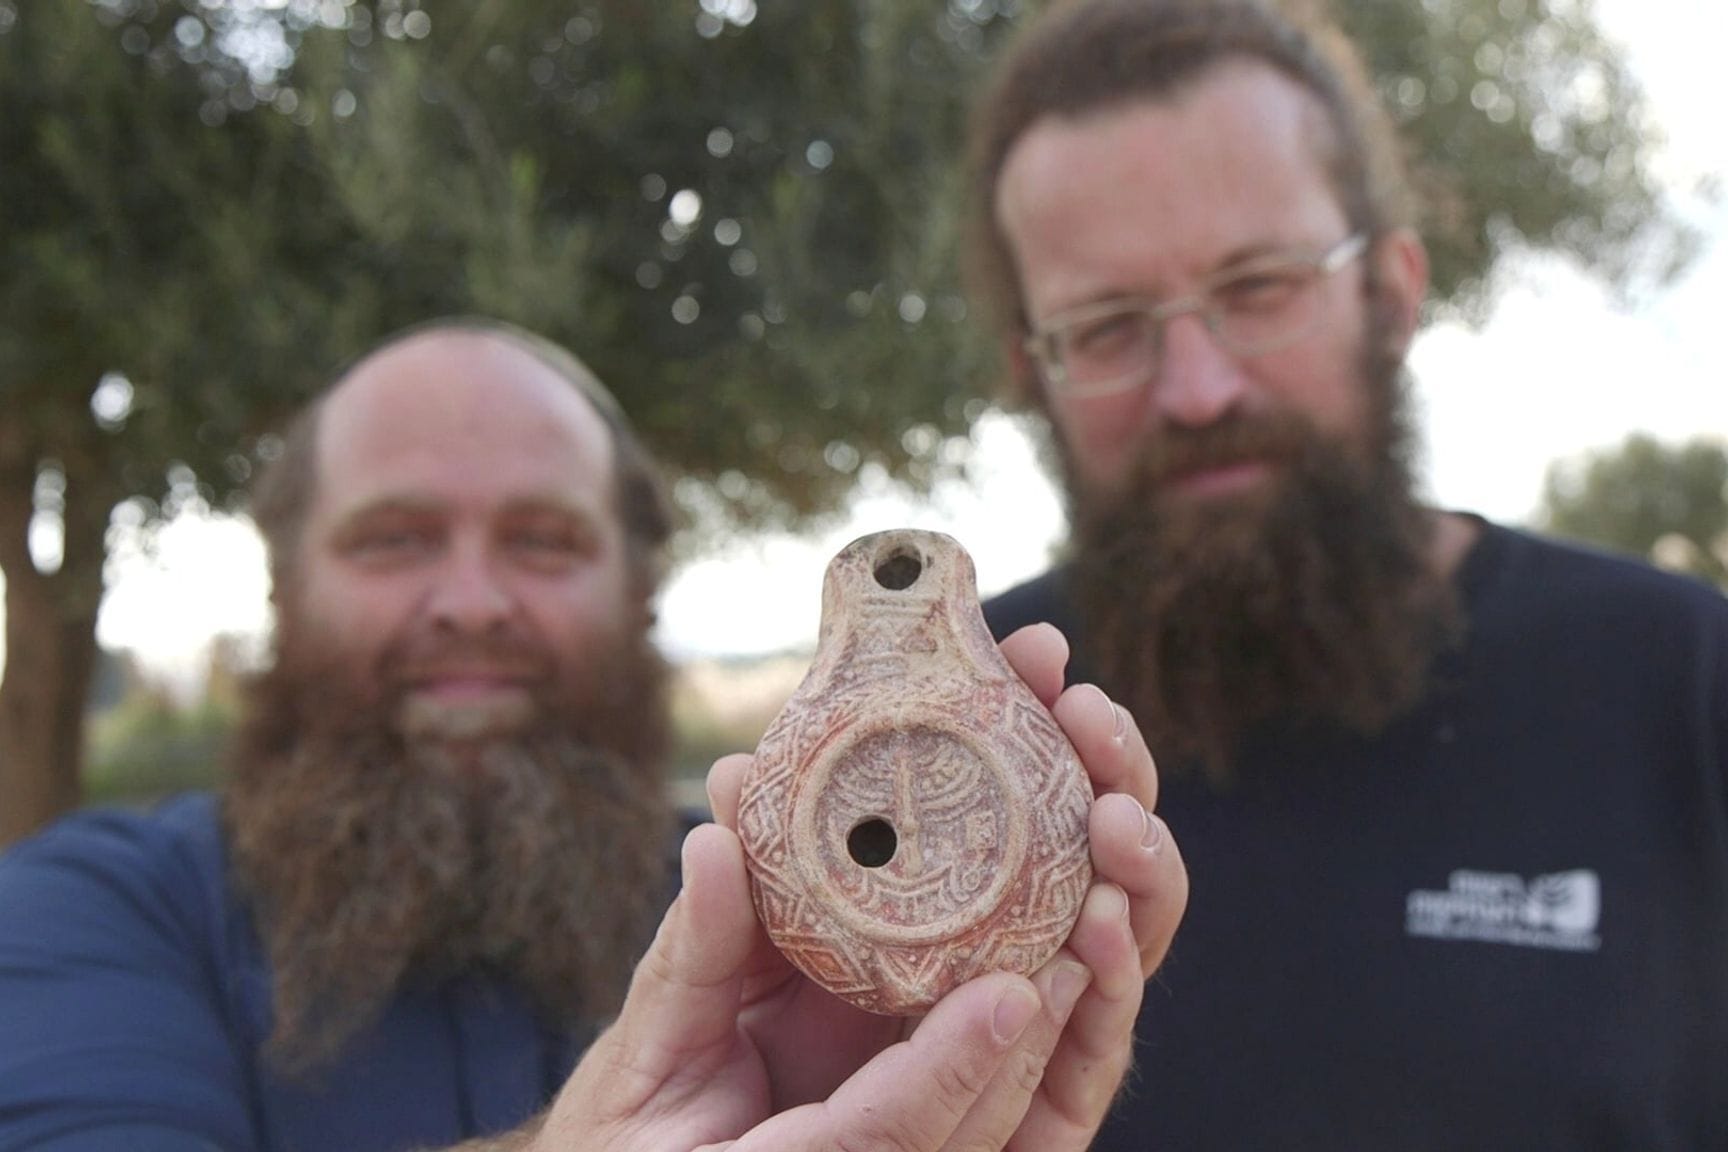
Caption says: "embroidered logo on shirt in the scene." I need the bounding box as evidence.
[1405,869,1601,952]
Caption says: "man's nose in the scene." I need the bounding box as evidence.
[426,545,512,633]
[1153,312,1251,427]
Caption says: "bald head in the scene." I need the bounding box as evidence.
[313,329,620,547]
[252,321,671,606]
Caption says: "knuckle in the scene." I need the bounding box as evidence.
[930,1055,991,1109]
[1004,1043,1052,1098]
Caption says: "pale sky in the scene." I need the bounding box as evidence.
[3,0,1724,689]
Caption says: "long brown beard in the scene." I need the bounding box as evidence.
[221,614,674,1076]
[1068,336,1458,779]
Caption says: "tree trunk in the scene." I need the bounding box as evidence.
[0,448,109,850]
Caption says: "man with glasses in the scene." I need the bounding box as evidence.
[967,0,1728,1146]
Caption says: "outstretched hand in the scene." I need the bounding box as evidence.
[532,623,1187,1151]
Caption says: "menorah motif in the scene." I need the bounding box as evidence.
[809,726,1018,941]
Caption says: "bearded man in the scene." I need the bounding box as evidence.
[223,320,677,1081]
[970,1,1728,1148]
[0,319,1189,1152]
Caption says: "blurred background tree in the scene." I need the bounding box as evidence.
[1338,0,1693,319]
[1539,433,1728,588]
[0,0,1693,844]
[0,0,361,842]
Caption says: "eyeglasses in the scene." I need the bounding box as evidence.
[1023,233,1369,400]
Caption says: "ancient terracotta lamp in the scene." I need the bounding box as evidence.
[737,529,1094,1015]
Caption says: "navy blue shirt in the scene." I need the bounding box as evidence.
[986,520,1728,1149]
[0,793,594,1152]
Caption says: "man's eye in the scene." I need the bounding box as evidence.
[511,530,575,552]
[1216,269,1305,312]
[1066,311,1148,361]
[506,526,591,568]
[351,528,434,558]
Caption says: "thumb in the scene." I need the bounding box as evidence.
[553,823,761,1123]
[617,822,761,1058]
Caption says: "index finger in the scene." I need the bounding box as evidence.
[998,623,1071,709]
[1052,682,1156,811]
[706,752,753,831]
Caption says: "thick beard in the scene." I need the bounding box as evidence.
[221,610,674,1077]
[1068,324,1459,780]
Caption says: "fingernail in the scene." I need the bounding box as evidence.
[993,984,1040,1044]
[1090,882,1130,926]
[1081,684,1129,747]
[1049,960,1092,1016]
[1142,808,1165,854]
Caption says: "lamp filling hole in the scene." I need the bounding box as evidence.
[873,550,922,591]
[847,818,897,868]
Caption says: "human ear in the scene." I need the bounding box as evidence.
[1371,227,1429,358]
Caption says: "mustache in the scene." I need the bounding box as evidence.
[1142,411,1317,485]
[378,631,556,685]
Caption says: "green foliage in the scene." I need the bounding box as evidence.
[1336,0,1693,321]
[281,0,1011,534]
[2,0,401,556]
[1539,434,1728,588]
[84,687,231,804]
